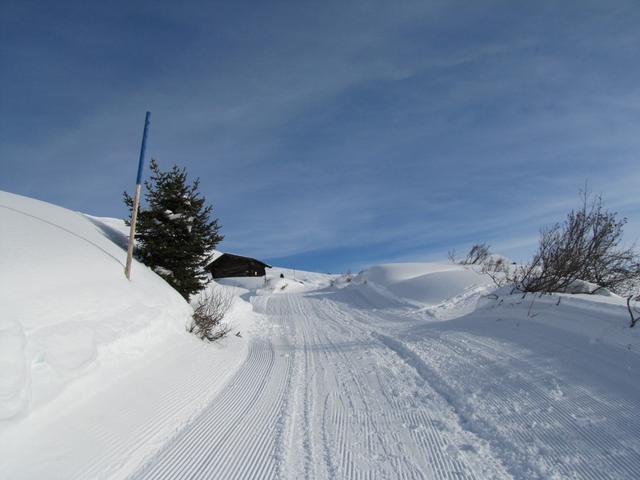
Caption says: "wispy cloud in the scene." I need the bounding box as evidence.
[1,0,639,272]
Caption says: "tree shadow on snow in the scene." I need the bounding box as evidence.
[85,216,129,251]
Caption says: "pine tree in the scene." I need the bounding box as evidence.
[124,159,223,299]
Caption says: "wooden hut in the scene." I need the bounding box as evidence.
[206,253,271,278]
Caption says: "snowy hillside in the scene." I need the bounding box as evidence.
[0,191,258,478]
[0,191,194,419]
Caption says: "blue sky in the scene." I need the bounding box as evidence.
[2,0,639,273]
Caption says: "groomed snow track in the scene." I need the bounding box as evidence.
[129,290,640,480]
[131,338,293,480]
[130,293,508,479]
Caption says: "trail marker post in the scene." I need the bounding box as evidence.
[125,111,151,280]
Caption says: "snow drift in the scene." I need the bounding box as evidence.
[356,262,492,306]
[0,191,260,479]
[0,191,192,419]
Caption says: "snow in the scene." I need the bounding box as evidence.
[2,191,640,479]
[0,191,258,478]
[356,262,492,307]
[562,278,617,296]
[134,263,639,479]
[123,263,640,479]
[0,191,195,418]
[217,266,336,294]
[0,319,28,420]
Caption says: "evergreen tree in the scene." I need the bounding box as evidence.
[124,159,223,299]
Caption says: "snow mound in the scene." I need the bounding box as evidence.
[0,191,192,419]
[356,262,492,306]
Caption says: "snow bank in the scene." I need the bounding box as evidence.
[0,191,192,419]
[357,262,492,306]
[475,287,638,350]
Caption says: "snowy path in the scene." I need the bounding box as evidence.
[131,293,509,479]
[130,289,640,480]
[132,337,293,479]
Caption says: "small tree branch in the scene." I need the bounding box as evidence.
[628,295,640,328]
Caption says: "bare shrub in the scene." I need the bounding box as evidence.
[516,192,640,295]
[451,243,511,286]
[461,243,491,265]
[483,256,506,272]
[188,287,233,341]
[481,257,511,287]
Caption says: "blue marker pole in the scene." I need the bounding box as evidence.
[125,111,151,280]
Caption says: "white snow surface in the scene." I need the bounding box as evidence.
[0,191,258,478]
[128,266,640,480]
[2,192,640,479]
[356,262,492,307]
[0,191,191,419]
[216,265,336,294]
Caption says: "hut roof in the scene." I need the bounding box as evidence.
[206,252,271,278]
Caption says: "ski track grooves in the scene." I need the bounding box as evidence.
[128,292,500,479]
[409,332,640,480]
[126,289,640,480]
[130,336,293,480]
[260,294,491,479]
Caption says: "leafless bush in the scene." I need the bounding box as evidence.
[481,257,511,287]
[188,287,233,341]
[615,277,640,298]
[461,243,491,265]
[450,243,510,286]
[483,256,506,272]
[516,192,640,295]
[449,243,492,265]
